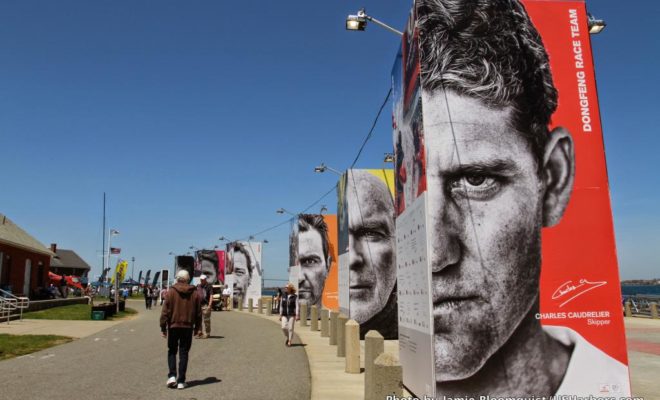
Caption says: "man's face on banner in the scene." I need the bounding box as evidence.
[232,251,250,298]
[200,257,218,285]
[424,89,545,380]
[298,228,328,307]
[347,171,396,324]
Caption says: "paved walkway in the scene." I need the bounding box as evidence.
[0,300,311,400]
[1,301,658,400]
[625,317,660,399]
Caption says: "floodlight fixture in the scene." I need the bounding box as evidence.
[314,163,342,176]
[587,13,606,34]
[346,13,367,31]
[345,8,403,36]
[276,208,296,216]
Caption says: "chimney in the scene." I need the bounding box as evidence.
[50,243,57,254]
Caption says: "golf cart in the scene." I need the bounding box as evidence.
[211,284,224,311]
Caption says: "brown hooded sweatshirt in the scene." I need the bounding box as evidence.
[160,282,202,333]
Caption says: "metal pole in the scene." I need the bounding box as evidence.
[366,16,403,36]
[115,271,119,313]
[101,193,106,283]
[105,229,112,297]
[131,257,135,281]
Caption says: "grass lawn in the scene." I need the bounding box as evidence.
[23,304,90,320]
[0,334,73,361]
[23,304,139,321]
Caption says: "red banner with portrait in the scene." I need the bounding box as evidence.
[393,0,630,398]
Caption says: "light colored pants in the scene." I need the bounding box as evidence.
[281,316,295,342]
[202,305,211,336]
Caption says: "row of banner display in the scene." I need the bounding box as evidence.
[286,170,397,339]
[389,0,630,398]
[167,2,630,395]
[174,242,263,308]
[288,214,340,314]
[286,0,630,397]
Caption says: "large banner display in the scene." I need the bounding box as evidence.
[393,1,630,398]
[337,169,397,339]
[289,214,340,312]
[161,269,169,289]
[321,214,339,311]
[195,249,226,285]
[227,241,262,307]
[174,256,194,282]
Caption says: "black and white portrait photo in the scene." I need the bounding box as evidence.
[195,250,219,285]
[392,0,630,397]
[344,169,398,339]
[229,242,253,301]
[296,214,331,310]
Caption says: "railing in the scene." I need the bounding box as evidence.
[623,295,660,318]
[0,288,30,324]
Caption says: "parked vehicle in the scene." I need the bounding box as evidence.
[211,285,224,311]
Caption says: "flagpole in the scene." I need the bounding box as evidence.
[107,228,121,313]
[101,193,106,284]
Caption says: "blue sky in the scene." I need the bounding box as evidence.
[1,1,657,282]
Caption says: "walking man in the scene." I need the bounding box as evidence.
[144,285,152,309]
[160,269,202,390]
[197,274,213,338]
[222,284,232,311]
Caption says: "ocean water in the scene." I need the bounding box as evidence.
[621,285,660,296]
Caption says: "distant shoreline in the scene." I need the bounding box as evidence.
[622,283,660,286]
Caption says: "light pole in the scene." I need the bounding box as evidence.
[345,8,403,36]
[131,257,135,281]
[314,163,342,176]
[260,239,268,295]
[106,228,120,312]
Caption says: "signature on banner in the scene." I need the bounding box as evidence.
[552,279,607,307]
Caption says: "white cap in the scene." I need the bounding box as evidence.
[175,269,190,283]
[200,274,208,280]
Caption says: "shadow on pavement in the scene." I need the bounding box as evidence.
[289,343,307,347]
[186,377,222,387]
